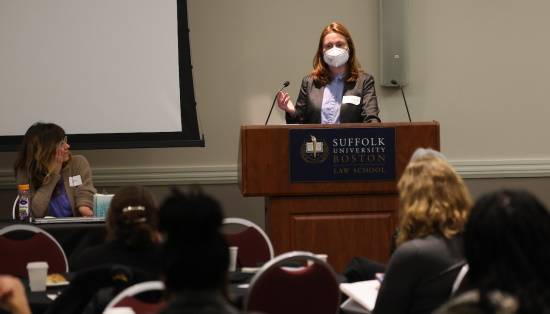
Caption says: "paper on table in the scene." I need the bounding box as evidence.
[339,279,379,311]
[46,281,69,287]
[241,266,305,274]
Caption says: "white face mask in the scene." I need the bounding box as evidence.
[323,47,349,68]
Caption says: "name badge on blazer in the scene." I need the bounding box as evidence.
[69,175,82,187]
[342,95,361,105]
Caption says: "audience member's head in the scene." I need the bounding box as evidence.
[105,185,160,247]
[159,187,229,292]
[464,189,550,312]
[13,122,71,189]
[396,153,472,246]
[410,147,447,162]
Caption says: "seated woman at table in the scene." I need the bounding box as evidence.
[435,190,550,313]
[14,122,96,218]
[371,153,473,314]
[158,187,241,314]
[76,185,163,277]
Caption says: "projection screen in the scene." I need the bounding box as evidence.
[0,0,203,151]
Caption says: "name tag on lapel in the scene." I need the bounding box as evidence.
[342,95,361,105]
[69,175,82,187]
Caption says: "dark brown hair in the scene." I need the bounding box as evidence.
[106,185,159,247]
[13,122,71,190]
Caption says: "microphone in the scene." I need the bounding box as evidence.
[391,80,412,122]
[265,81,290,125]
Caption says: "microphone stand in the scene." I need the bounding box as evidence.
[265,82,290,125]
[391,80,412,122]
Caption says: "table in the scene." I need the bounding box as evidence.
[0,273,73,314]
[12,271,252,314]
[10,269,346,314]
[0,219,107,271]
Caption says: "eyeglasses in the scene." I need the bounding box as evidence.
[56,136,68,147]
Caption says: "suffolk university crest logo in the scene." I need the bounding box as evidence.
[289,127,396,182]
[300,135,329,163]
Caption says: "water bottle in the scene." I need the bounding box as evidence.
[18,184,31,221]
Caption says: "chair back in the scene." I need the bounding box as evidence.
[104,280,165,314]
[13,195,19,219]
[0,224,68,276]
[45,265,157,314]
[451,263,469,297]
[245,251,340,314]
[222,217,274,267]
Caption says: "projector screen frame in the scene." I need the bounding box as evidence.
[0,0,204,152]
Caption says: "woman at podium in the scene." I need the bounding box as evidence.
[277,22,380,124]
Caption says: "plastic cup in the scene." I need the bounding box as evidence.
[228,246,238,272]
[27,261,49,292]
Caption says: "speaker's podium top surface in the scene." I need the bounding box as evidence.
[238,121,440,197]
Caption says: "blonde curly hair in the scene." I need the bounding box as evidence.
[396,155,472,247]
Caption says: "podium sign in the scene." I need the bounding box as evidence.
[289,127,396,182]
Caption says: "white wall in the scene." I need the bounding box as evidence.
[1,0,550,220]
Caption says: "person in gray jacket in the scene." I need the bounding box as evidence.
[372,154,472,314]
[277,22,380,124]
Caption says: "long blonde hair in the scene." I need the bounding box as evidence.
[396,156,472,246]
[13,122,72,189]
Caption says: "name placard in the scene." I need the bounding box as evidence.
[289,127,396,182]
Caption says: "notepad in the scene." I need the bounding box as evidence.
[32,217,105,224]
[339,280,379,311]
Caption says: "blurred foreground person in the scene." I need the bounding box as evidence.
[159,188,241,314]
[0,275,31,314]
[436,190,550,314]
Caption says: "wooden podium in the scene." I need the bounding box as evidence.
[238,122,440,272]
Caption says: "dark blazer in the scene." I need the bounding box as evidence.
[286,72,381,124]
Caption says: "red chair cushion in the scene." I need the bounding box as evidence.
[0,232,66,276]
[114,296,166,314]
[247,263,340,314]
[224,227,271,267]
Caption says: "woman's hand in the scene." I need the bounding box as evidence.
[277,91,296,117]
[51,147,64,175]
[78,206,94,217]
